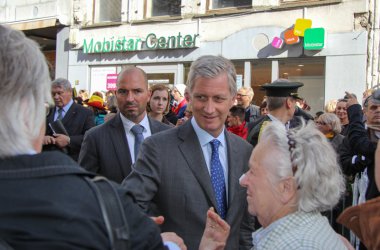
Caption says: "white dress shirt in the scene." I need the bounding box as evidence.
[191,117,229,199]
[119,113,152,163]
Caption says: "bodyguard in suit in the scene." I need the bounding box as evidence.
[79,67,171,183]
[123,55,255,250]
[43,78,95,161]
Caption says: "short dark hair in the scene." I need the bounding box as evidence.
[229,105,246,122]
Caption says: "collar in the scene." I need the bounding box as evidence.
[252,214,288,247]
[267,114,281,123]
[119,112,150,133]
[191,117,226,147]
[56,99,74,113]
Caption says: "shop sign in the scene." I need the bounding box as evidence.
[106,73,118,90]
[271,18,325,51]
[82,32,199,54]
[294,18,312,37]
[284,29,300,45]
[271,37,284,49]
[304,28,325,50]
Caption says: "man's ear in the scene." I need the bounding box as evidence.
[285,98,293,109]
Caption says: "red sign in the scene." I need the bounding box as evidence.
[106,73,118,90]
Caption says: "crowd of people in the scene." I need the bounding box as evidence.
[1,24,379,250]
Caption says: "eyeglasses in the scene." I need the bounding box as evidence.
[315,121,326,125]
[236,94,248,98]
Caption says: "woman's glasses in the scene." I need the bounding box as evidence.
[315,121,326,125]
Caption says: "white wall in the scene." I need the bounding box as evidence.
[325,55,367,104]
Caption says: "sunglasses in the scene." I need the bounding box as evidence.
[315,121,326,125]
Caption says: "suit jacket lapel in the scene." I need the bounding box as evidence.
[61,103,77,126]
[178,122,218,210]
[148,116,160,134]
[225,132,242,207]
[109,114,132,178]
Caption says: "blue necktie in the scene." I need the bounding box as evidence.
[210,139,227,219]
[131,124,144,160]
[56,108,63,121]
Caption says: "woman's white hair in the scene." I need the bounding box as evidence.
[260,120,345,212]
[318,113,342,134]
[0,25,52,157]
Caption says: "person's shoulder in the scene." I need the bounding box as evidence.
[247,115,266,130]
[150,117,172,131]
[85,116,115,136]
[72,102,92,114]
[226,131,252,149]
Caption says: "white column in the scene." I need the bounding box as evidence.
[271,60,279,81]
[177,63,184,85]
[244,61,251,87]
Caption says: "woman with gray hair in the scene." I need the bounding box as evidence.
[239,121,349,249]
[316,112,344,152]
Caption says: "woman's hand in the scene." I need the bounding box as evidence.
[199,208,230,250]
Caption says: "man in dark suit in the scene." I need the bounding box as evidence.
[123,55,255,250]
[79,67,171,183]
[43,78,95,161]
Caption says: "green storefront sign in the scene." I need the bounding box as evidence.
[303,28,325,50]
[83,32,199,54]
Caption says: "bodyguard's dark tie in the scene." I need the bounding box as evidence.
[131,124,144,160]
[56,108,63,121]
[210,139,227,219]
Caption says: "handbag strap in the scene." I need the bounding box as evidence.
[85,176,130,250]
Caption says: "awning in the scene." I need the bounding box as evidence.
[8,18,58,31]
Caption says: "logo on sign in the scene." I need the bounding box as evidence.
[271,37,284,49]
[106,74,118,91]
[294,18,312,37]
[304,28,325,50]
[284,29,300,45]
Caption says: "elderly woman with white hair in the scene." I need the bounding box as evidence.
[316,112,344,152]
[239,121,349,249]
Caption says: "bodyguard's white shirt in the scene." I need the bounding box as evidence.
[119,113,151,163]
[191,117,229,198]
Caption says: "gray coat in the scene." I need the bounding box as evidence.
[78,113,171,183]
[123,120,255,250]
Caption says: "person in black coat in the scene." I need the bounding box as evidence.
[0,25,195,250]
[43,78,95,161]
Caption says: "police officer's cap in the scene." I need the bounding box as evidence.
[261,79,304,99]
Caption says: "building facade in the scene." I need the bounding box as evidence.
[0,0,73,79]
[2,0,379,113]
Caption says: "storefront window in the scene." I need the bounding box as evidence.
[147,73,175,86]
[279,57,325,114]
[251,60,272,105]
[93,0,121,23]
[212,0,251,9]
[150,0,181,17]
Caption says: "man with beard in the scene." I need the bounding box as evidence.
[79,67,171,183]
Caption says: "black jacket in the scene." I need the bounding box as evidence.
[0,151,164,250]
[44,102,95,161]
[345,104,380,200]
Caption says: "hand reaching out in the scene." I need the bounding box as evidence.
[199,207,230,250]
[345,91,359,108]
